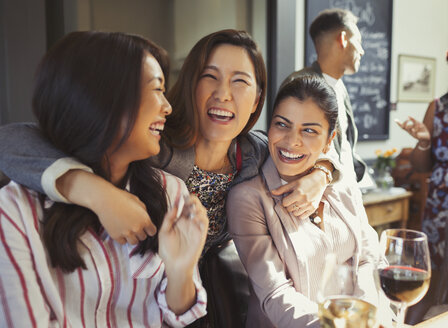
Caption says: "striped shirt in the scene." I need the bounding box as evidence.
[0,170,207,327]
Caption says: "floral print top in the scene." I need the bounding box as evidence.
[422,92,448,270]
[185,165,236,254]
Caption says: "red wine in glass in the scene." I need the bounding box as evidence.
[378,265,430,305]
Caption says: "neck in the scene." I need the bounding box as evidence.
[317,57,344,80]
[194,138,233,173]
[106,155,129,186]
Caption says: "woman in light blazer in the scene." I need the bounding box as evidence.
[226,76,380,327]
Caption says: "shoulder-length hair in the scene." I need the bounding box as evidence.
[33,31,168,272]
[165,29,267,149]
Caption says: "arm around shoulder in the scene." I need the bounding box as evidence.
[0,122,90,196]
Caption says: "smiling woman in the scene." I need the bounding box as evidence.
[0,31,208,327]
[227,75,380,328]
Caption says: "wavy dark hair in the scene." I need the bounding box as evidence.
[164,29,267,148]
[33,31,168,272]
[273,75,339,136]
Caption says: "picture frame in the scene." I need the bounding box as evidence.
[397,55,436,102]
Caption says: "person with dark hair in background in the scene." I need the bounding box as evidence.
[282,8,367,186]
[227,76,379,327]
[0,31,208,327]
[396,51,448,323]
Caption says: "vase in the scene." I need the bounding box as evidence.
[375,167,395,190]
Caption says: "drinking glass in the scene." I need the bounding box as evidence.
[318,255,378,328]
[377,229,431,326]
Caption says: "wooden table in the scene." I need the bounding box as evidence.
[362,187,413,228]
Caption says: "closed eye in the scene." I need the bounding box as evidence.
[201,73,217,80]
[233,78,250,85]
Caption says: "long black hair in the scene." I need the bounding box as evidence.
[33,31,169,272]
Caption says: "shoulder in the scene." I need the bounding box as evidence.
[156,169,189,208]
[228,174,265,205]
[0,181,43,231]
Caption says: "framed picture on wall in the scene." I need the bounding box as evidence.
[397,55,436,102]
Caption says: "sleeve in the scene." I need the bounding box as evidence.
[349,186,381,307]
[226,181,320,328]
[0,183,61,327]
[0,123,91,202]
[156,267,207,327]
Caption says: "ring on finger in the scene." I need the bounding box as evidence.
[293,204,299,210]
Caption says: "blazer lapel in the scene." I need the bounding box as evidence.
[261,157,313,296]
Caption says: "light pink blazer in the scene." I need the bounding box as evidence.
[227,157,379,328]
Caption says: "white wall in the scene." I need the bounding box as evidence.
[295,0,448,160]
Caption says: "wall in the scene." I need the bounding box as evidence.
[0,0,46,124]
[295,0,448,160]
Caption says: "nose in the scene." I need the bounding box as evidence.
[161,94,172,115]
[359,45,365,56]
[288,129,303,147]
[213,80,232,102]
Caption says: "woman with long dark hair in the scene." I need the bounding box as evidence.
[0,31,208,327]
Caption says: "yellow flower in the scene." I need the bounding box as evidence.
[375,149,382,156]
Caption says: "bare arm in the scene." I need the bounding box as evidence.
[57,170,157,244]
[271,160,333,219]
[396,101,435,172]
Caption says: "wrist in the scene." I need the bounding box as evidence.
[417,140,431,151]
[313,164,333,184]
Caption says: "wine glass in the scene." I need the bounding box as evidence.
[318,254,378,328]
[377,229,431,326]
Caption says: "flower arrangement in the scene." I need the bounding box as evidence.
[374,148,397,172]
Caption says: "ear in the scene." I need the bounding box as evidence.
[339,30,348,49]
[323,130,337,154]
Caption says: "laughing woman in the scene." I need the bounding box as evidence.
[0,31,208,327]
[226,76,379,327]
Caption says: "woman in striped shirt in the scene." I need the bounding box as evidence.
[0,31,208,327]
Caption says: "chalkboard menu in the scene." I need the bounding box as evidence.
[305,0,393,141]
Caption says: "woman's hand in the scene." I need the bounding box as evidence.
[158,195,208,314]
[271,168,328,220]
[57,170,157,245]
[395,117,431,143]
[158,195,208,275]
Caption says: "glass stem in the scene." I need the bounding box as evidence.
[396,303,407,327]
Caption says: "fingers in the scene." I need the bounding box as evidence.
[160,206,178,233]
[287,202,317,220]
[187,196,208,231]
[271,183,294,196]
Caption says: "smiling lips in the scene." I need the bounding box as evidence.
[207,108,234,122]
[278,148,305,162]
[149,122,164,137]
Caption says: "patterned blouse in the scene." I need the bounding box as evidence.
[186,165,236,254]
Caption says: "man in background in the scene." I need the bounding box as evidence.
[282,8,367,185]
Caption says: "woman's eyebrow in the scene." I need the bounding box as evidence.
[273,114,323,127]
[204,65,253,78]
[273,114,291,124]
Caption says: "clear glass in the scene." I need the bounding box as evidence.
[377,229,431,327]
[318,255,378,328]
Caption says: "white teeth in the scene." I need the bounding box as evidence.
[280,150,303,159]
[149,123,164,135]
[208,108,234,117]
